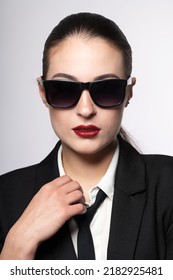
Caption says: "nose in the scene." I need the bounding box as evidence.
[76,90,97,118]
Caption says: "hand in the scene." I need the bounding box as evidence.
[0,175,86,259]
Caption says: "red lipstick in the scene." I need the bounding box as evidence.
[72,125,100,138]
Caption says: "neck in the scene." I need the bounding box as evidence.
[61,140,117,198]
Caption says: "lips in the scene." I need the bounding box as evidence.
[72,125,100,138]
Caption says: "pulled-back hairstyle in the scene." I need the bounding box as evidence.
[42,12,133,143]
[42,12,132,79]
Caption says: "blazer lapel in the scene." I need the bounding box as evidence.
[34,141,77,260]
[107,137,146,259]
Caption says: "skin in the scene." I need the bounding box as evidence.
[0,35,135,259]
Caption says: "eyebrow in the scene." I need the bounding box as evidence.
[95,74,120,80]
[51,73,120,81]
[52,73,78,81]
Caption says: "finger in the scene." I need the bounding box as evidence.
[67,190,85,205]
[69,203,87,217]
[51,175,72,187]
[63,180,83,194]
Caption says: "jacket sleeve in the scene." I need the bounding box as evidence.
[0,165,38,253]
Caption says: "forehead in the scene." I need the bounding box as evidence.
[47,36,125,80]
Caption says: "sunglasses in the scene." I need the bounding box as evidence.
[41,77,132,109]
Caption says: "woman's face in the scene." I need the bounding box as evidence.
[39,36,134,156]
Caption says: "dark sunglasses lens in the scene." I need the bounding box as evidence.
[44,81,81,108]
[91,80,127,107]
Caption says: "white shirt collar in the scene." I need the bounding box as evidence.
[57,141,119,201]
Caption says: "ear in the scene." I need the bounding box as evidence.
[125,77,136,107]
[37,77,49,108]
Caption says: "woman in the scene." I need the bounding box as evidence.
[0,12,173,260]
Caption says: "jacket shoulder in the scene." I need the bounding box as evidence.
[0,164,39,199]
[142,154,173,171]
[0,164,38,184]
[142,154,173,202]
[0,140,61,196]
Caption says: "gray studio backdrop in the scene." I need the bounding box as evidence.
[0,0,173,174]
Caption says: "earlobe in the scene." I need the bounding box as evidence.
[125,77,136,107]
[125,97,131,107]
[125,89,133,107]
[37,77,49,108]
[132,77,136,86]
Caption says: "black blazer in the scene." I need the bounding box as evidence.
[0,137,173,259]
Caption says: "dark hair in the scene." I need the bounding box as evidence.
[42,12,132,79]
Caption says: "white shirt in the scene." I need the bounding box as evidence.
[58,142,119,259]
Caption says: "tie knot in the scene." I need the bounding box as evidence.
[75,189,106,226]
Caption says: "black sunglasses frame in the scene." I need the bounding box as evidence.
[41,77,132,109]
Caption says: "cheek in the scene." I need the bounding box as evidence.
[48,109,67,136]
[101,109,124,132]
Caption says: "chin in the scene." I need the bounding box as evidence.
[69,141,111,156]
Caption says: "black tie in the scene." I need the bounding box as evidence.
[75,189,106,259]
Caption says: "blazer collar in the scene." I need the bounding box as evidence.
[116,136,146,195]
[107,137,146,259]
[34,137,146,260]
[34,141,61,190]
